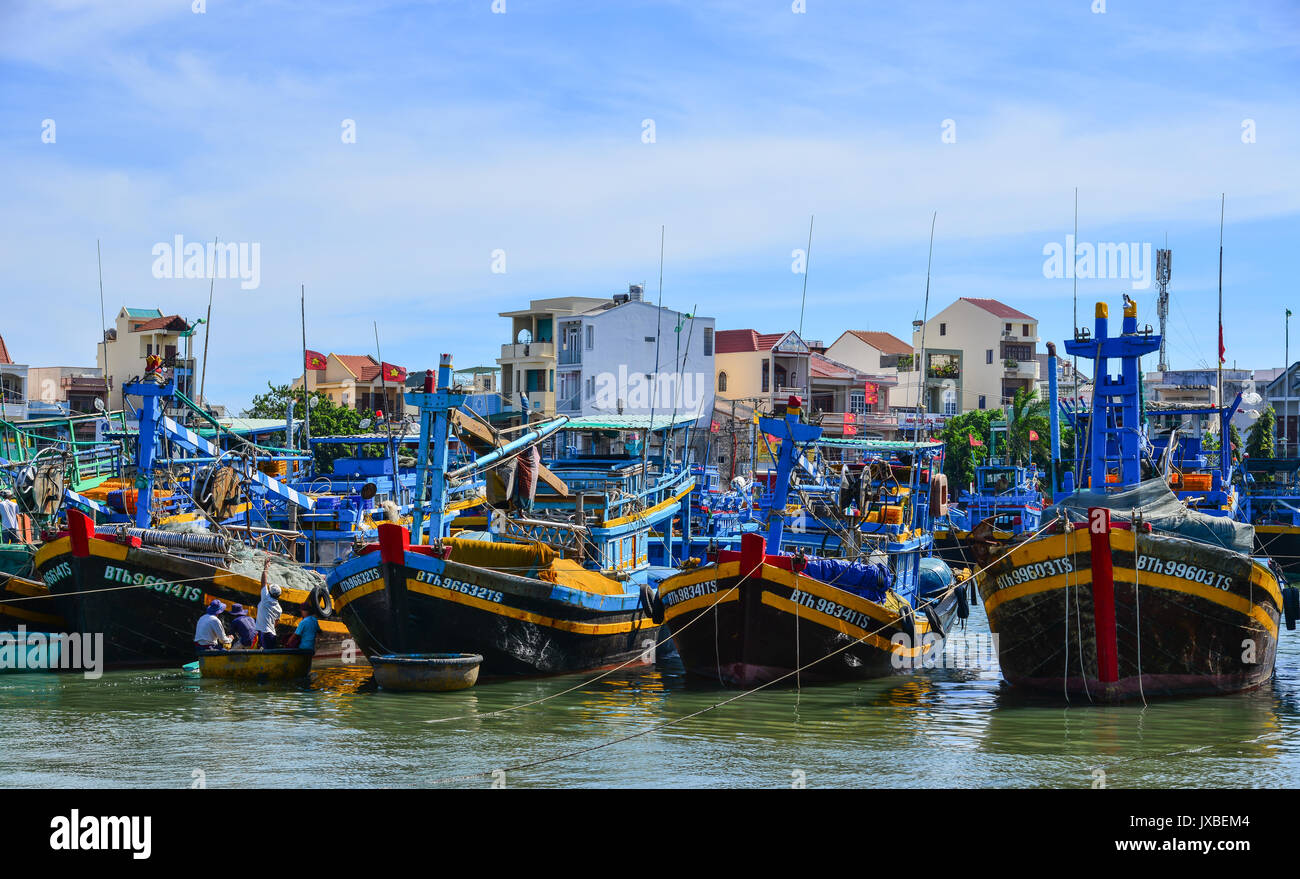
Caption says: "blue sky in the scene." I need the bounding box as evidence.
[2,0,1297,409]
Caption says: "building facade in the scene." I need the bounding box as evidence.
[293,353,407,417]
[25,366,109,417]
[897,297,1040,415]
[96,307,198,409]
[500,286,715,422]
[0,335,28,422]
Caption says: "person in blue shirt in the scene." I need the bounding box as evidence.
[227,604,257,648]
[288,605,320,652]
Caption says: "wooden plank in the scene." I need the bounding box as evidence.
[450,410,569,497]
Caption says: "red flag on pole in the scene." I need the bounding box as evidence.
[381,362,407,382]
[1218,325,1226,364]
[968,433,984,448]
[305,350,327,370]
[1029,429,1040,441]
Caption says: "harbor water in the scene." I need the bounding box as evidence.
[2,600,1298,788]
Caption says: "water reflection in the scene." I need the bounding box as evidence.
[0,598,1296,787]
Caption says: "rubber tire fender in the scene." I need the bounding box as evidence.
[1283,585,1299,632]
[640,582,665,625]
[309,584,334,619]
[922,604,947,640]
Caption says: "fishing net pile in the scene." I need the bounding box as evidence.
[158,520,324,589]
[1044,478,1254,555]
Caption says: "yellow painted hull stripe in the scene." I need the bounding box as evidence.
[600,485,693,529]
[984,566,1277,638]
[407,579,657,636]
[662,588,739,622]
[0,605,65,627]
[332,579,385,612]
[760,592,926,658]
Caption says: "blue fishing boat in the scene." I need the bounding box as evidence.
[656,395,966,686]
[974,299,1289,700]
[323,357,684,675]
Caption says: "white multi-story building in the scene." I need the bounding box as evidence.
[96,307,199,409]
[499,286,715,423]
[896,297,1041,415]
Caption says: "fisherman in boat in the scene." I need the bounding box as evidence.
[227,603,257,648]
[0,490,19,543]
[255,559,283,648]
[194,600,233,652]
[285,603,319,653]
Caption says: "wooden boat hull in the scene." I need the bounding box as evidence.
[660,559,959,687]
[976,525,1281,701]
[327,545,659,676]
[198,648,313,680]
[33,531,351,668]
[369,653,481,691]
[0,572,66,631]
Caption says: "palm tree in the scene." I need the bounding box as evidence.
[1007,387,1050,466]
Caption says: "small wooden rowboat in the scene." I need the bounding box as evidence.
[369,653,482,691]
[198,648,314,681]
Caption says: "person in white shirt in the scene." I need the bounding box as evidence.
[255,559,284,648]
[194,600,232,651]
[0,491,19,543]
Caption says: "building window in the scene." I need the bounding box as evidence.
[585,326,594,349]
[703,327,714,356]
[986,349,993,364]
[939,323,946,336]
[549,370,554,392]
[978,395,986,409]
[584,377,595,400]
[717,371,728,392]
[762,361,770,393]
[1022,324,1030,336]
[942,390,958,416]
[849,391,873,415]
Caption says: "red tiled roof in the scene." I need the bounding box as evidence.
[334,354,382,381]
[132,314,188,332]
[716,330,799,354]
[847,330,911,355]
[809,353,857,380]
[959,298,1035,321]
[715,329,760,354]
[0,335,9,365]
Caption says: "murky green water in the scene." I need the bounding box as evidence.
[2,601,1298,788]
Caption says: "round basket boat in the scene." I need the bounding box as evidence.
[198,648,314,681]
[369,653,482,692]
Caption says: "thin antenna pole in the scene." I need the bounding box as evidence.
[374,321,401,503]
[1217,193,1225,408]
[96,240,108,403]
[797,214,814,400]
[643,226,665,476]
[1072,191,1082,486]
[300,284,311,452]
[199,235,217,408]
[912,212,937,446]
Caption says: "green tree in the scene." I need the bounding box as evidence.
[1246,407,1276,459]
[1006,387,1050,468]
[939,409,994,490]
[242,382,367,473]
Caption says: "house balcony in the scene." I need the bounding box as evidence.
[1003,360,1039,380]
[499,342,556,363]
[820,412,898,436]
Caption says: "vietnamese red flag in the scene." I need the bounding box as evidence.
[968,433,984,448]
[304,350,327,370]
[1029,429,1040,441]
[1219,325,1226,364]
[381,362,407,382]
[862,382,878,406]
